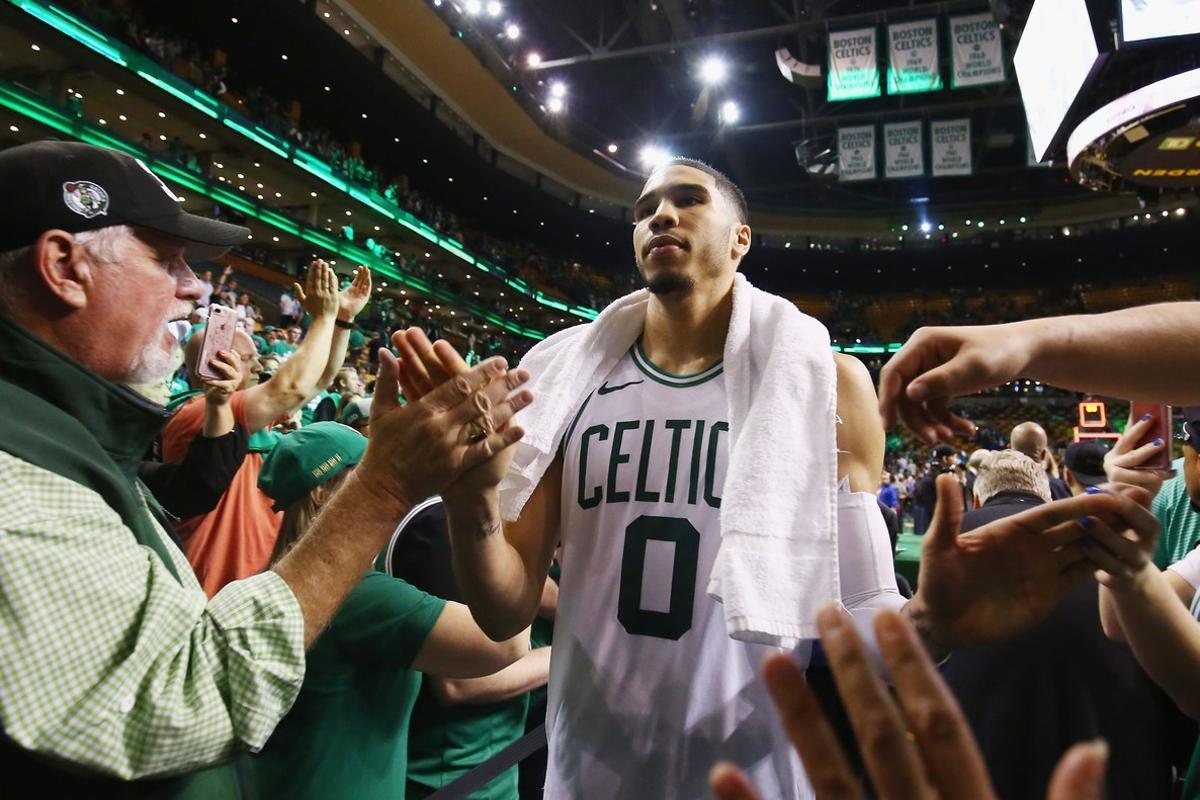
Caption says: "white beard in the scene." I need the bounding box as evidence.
[123,328,177,385]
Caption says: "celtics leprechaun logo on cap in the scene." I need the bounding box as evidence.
[62,180,109,218]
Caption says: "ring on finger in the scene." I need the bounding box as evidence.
[467,419,488,443]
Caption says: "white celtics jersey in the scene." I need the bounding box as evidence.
[546,342,812,800]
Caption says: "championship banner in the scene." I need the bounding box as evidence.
[884,121,924,178]
[950,13,1005,88]
[828,27,880,101]
[887,19,942,94]
[931,119,972,176]
[838,125,877,181]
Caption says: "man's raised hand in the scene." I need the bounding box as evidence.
[293,259,340,320]
[337,265,372,322]
[878,324,1034,443]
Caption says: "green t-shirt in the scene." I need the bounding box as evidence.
[250,571,445,800]
[269,341,297,357]
[1152,458,1200,569]
[405,688,529,800]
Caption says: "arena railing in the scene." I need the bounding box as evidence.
[9,0,601,324]
[0,78,549,339]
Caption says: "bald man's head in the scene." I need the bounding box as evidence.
[1010,421,1048,461]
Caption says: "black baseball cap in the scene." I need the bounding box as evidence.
[1064,441,1108,487]
[0,140,248,260]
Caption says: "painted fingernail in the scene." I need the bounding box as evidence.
[1141,413,1152,421]
[1085,486,1105,495]
[1153,438,1163,446]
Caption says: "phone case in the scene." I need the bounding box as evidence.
[196,305,237,381]
[1128,402,1172,470]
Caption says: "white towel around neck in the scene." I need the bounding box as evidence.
[500,273,840,646]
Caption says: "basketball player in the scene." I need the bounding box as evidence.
[393,159,1152,798]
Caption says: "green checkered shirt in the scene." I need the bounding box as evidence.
[0,450,306,779]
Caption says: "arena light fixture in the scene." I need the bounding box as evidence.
[919,221,932,233]
[464,0,482,15]
[98,118,106,125]
[607,143,618,154]
[30,43,39,51]
[639,144,672,170]
[719,100,740,124]
[1177,207,1187,216]
[486,1,502,18]
[546,96,564,113]
[549,81,567,98]
[8,124,17,132]
[505,22,520,40]
[526,52,541,66]
[699,56,727,85]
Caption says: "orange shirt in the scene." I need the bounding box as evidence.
[161,391,282,598]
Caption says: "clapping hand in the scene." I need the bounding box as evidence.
[337,265,372,322]
[293,259,340,320]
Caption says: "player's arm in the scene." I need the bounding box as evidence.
[833,353,885,491]
[427,646,551,705]
[240,260,339,432]
[443,457,563,642]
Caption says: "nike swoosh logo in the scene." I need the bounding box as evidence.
[598,379,644,395]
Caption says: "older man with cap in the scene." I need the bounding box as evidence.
[0,141,532,795]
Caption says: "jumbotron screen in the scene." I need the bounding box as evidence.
[1121,0,1200,43]
[1014,0,1104,161]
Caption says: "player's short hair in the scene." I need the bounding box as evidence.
[660,157,749,225]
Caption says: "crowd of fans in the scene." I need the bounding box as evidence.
[60,0,638,312]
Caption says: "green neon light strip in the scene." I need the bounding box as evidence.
[12,0,599,322]
[0,80,545,340]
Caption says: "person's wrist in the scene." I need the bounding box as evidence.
[901,593,956,659]
[444,483,500,509]
[351,464,415,518]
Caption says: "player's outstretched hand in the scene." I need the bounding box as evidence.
[391,327,534,498]
[878,323,1034,443]
[709,606,1108,800]
[907,474,1159,653]
[357,347,532,508]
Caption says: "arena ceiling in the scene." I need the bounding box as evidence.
[107,0,1179,248]
[378,0,1089,217]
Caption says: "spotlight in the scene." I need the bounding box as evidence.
[719,100,740,124]
[547,96,564,113]
[465,0,481,14]
[699,56,727,85]
[639,145,672,170]
[607,143,618,154]
[486,1,502,17]
[919,221,931,233]
[526,52,541,66]
[505,22,520,40]
[550,81,567,98]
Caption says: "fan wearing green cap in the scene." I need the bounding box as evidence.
[251,422,531,799]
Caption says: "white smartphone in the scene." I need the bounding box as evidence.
[195,304,237,381]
